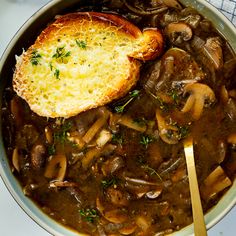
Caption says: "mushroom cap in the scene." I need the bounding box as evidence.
[182,83,216,120]
[165,22,193,43]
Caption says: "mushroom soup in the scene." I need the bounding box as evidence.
[2,0,236,235]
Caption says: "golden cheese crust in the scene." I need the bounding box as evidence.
[13,12,163,118]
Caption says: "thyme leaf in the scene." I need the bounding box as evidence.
[112,133,123,144]
[101,177,119,189]
[54,121,72,144]
[52,46,71,60]
[140,135,153,148]
[114,90,140,113]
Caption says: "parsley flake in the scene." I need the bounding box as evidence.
[52,46,71,61]
[79,208,99,223]
[54,68,60,79]
[30,50,42,66]
[101,177,119,189]
[76,39,87,49]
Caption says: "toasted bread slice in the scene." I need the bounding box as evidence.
[13,12,163,118]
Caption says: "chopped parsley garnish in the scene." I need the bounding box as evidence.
[112,133,123,144]
[79,208,99,223]
[30,50,42,66]
[76,39,87,49]
[177,125,189,139]
[54,68,60,79]
[156,95,168,110]
[48,144,56,155]
[168,89,180,104]
[129,90,140,98]
[101,177,119,189]
[140,135,153,148]
[54,121,72,144]
[114,90,140,113]
[141,164,162,180]
[49,62,53,71]
[52,46,71,61]
[136,156,162,180]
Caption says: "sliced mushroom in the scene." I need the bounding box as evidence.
[155,110,179,144]
[44,154,67,181]
[144,48,204,99]
[200,166,232,201]
[136,215,151,232]
[31,144,46,170]
[81,147,102,170]
[146,187,162,199]
[203,37,223,69]
[16,124,39,150]
[118,115,147,132]
[181,83,216,120]
[106,187,130,206]
[119,223,137,235]
[104,209,128,224]
[165,22,192,44]
[220,85,229,104]
[102,156,124,176]
[82,115,108,144]
[96,197,128,224]
[12,148,20,172]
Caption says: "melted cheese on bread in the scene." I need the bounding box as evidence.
[13,12,163,118]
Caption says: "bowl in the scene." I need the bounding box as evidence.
[0,0,235,235]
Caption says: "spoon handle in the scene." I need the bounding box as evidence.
[184,137,207,236]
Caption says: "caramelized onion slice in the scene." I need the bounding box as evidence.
[144,48,205,99]
[203,37,223,69]
[44,154,67,181]
[227,133,236,145]
[12,148,20,172]
[45,126,53,144]
[124,0,168,15]
[200,166,232,201]
[118,115,147,132]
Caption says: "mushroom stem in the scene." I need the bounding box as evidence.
[181,83,216,120]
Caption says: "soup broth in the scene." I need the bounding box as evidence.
[2,0,236,235]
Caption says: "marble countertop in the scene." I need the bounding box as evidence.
[0,0,235,235]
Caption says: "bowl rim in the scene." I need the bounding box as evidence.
[0,0,236,236]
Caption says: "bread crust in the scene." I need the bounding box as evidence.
[13,12,163,118]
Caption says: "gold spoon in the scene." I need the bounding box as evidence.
[183,137,207,236]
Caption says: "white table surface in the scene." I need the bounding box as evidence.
[0,0,235,235]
